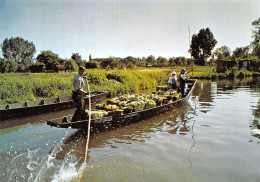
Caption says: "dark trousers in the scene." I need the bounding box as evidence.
[71,91,85,122]
[170,83,177,90]
[180,85,185,98]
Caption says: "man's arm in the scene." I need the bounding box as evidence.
[78,89,90,96]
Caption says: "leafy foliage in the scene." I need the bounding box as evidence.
[65,59,79,72]
[156,56,168,67]
[100,58,117,69]
[36,50,59,70]
[146,55,156,66]
[232,46,250,59]
[29,62,46,73]
[85,61,100,69]
[0,59,18,73]
[1,37,36,69]
[214,46,231,60]
[251,17,260,59]
[71,53,85,66]
[190,28,217,65]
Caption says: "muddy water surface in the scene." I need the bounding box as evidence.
[0,78,260,182]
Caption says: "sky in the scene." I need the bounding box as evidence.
[0,0,259,61]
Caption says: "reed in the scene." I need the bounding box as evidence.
[0,67,257,105]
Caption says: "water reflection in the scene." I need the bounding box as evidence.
[250,97,260,138]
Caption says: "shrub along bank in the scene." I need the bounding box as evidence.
[0,67,259,105]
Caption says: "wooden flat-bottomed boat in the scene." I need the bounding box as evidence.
[0,91,110,121]
[47,80,196,131]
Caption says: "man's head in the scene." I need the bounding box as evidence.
[78,66,85,76]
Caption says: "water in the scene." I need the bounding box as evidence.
[0,78,259,182]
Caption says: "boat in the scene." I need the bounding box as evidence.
[0,91,110,121]
[47,79,196,131]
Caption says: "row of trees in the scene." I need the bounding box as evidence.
[212,18,260,62]
[1,17,260,73]
[86,56,195,70]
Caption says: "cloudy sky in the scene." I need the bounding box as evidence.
[0,0,259,60]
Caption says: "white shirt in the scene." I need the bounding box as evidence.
[73,73,84,92]
[168,76,177,84]
[180,72,187,81]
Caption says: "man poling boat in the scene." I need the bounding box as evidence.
[70,66,91,123]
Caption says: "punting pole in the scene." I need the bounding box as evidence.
[188,25,193,77]
[77,77,92,181]
[83,77,91,163]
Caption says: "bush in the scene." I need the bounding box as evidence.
[0,59,18,73]
[237,70,245,78]
[85,61,100,69]
[29,62,46,73]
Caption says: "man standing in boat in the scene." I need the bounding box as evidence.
[71,66,90,122]
[168,71,178,90]
[179,68,191,98]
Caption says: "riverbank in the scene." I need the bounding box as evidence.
[0,66,259,104]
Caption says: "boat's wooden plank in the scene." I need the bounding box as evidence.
[0,91,110,121]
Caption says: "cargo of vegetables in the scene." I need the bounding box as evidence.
[83,90,181,120]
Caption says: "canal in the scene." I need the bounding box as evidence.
[0,78,259,182]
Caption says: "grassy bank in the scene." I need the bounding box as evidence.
[0,69,168,105]
[0,67,258,105]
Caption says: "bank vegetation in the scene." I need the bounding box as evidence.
[0,66,259,105]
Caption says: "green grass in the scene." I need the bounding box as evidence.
[0,67,258,105]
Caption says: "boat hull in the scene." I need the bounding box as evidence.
[0,91,110,121]
[47,80,196,131]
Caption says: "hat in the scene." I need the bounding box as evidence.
[171,71,176,75]
[79,66,86,71]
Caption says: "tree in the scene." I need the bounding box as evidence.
[126,62,134,69]
[85,61,100,69]
[168,57,176,66]
[214,45,231,59]
[135,57,146,67]
[251,17,260,59]
[232,46,250,59]
[190,28,217,65]
[57,58,66,65]
[174,57,183,66]
[1,37,36,69]
[156,56,168,67]
[175,57,187,66]
[65,59,79,72]
[71,53,84,66]
[36,50,59,70]
[0,58,18,73]
[146,55,156,66]
[121,56,136,65]
[100,58,117,69]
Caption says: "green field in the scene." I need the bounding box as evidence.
[0,66,257,105]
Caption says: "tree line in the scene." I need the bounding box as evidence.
[1,17,259,73]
